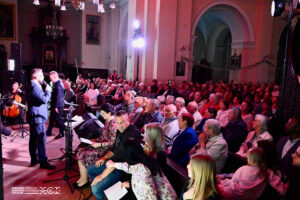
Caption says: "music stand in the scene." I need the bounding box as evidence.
[43,106,79,193]
[10,106,29,142]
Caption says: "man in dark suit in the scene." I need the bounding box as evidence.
[46,71,65,139]
[277,117,300,199]
[222,108,248,153]
[27,68,55,169]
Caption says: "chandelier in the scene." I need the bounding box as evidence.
[33,0,117,12]
[45,8,64,39]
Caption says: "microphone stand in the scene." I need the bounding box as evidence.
[43,106,79,193]
[10,105,29,142]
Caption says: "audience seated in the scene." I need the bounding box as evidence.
[175,97,188,118]
[161,104,179,148]
[237,114,272,158]
[179,154,221,200]
[195,107,217,133]
[186,101,203,130]
[169,113,198,168]
[83,82,99,106]
[106,138,177,200]
[66,74,300,200]
[74,103,117,190]
[87,111,141,199]
[241,101,254,132]
[222,108,248,153]
[143,99,164,125]
[218,147,288,200]
[276,117,300,199]
[216,100,229,128]
[193,119,228,174]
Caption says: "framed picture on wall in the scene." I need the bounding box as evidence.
[42,44,57,66]
[0,2,16,40]
[176,61,185,76]
[86,15,100,45]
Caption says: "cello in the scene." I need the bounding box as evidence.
[3,84,23,118]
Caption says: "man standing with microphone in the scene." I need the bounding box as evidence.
[27,68,56,169]
[46,71,65,139]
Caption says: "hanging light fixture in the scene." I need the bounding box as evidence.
[98,3,105,13]
[109,1,116,9]
[45,9,64,39]
[33,0,40,6]
[55,0,61,7]
[33,0,117,12]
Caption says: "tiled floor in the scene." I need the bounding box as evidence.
[2,124,95,200]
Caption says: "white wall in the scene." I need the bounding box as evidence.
[81,3,121,71]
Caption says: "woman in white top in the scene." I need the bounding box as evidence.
[237,114,272,158]
[219,147,288,200]
[83,82,99,106]
[216,100,229,128]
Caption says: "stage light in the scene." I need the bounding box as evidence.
[98,3,105,13]
[8,59,15,71]
[133,20,140,29]
[33,0,40,6]
[271,0,285,17]
[132,37,145,48]
[55,0,61,7]
[109,1,116,9]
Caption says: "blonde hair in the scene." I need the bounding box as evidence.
[144,123,164,156]
[247,147,267,178]
[188,154,219,200]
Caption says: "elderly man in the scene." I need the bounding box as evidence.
[194,119,228,173]
[237,114,272,158]
[63,81,75,103]
[161,104,179,148]
[143,99,164,125]
[87,111,141,199]
[187,101,203,130]
[222,108,248,153]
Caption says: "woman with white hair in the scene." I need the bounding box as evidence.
[236,114,273,158]
[175,97,188,117]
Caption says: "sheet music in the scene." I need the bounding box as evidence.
[79,138,93,145]
[104,181,128,200]
[64,115,84,129]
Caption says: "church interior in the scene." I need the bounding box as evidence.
[0,0,300,200]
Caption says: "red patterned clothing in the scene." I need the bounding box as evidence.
[76,119,117,168]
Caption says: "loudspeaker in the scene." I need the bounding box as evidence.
[10,43,22,71]
[74,113,104,139]
[0,70,26,94]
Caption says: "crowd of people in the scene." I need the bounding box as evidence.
[22,69,300,200]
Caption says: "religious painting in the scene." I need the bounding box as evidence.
[176,61,185,76]
[0,3,16,40]
[42,44,57,66]
[231,49,242,68]
[86,15,100,45]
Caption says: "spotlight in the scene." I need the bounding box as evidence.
[61,4,66,11]
[271,0,285,17]
[109,1,116,9]
[33,0,40,5]
[133,20,140,29]
[98,3,105,13]
[55,0,61,7]
[132,37,145,48]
